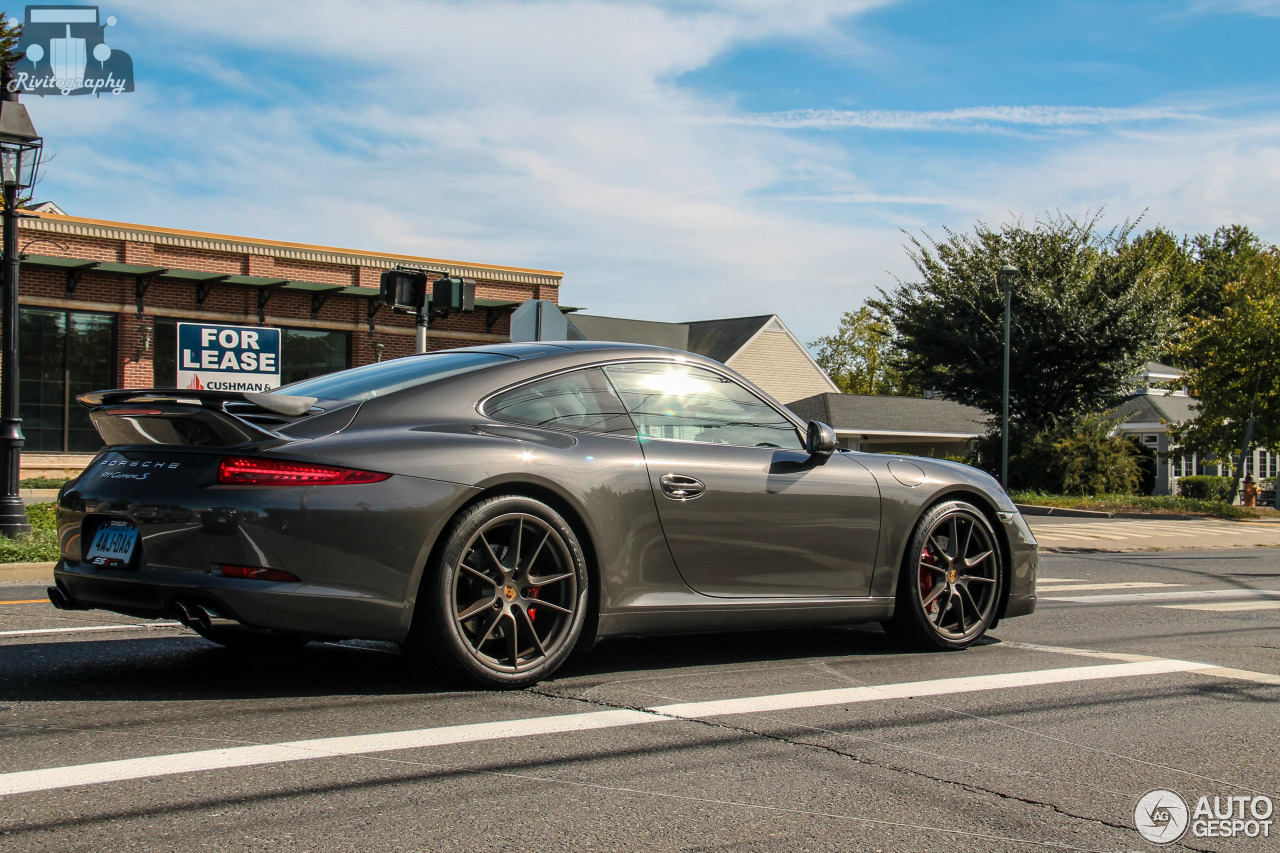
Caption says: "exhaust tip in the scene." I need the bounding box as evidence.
[172,601,197,629]
[192,604,238,630]
[46,586,69,610]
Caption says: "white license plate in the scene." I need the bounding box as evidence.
[85,520,138,568]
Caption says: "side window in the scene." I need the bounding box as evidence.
[486,367,635,436]
[603,362,804,450]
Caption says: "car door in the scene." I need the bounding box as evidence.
[602,361,881,598]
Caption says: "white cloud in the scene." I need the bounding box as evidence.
[29,0,1280,348]
[732,105,1205,131]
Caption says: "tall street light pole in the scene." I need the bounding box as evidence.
[0,83,43,537]
[998,264,1019,489]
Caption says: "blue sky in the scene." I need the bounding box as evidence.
[22,0,1280,344]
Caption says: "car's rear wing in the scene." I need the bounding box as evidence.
[76,388,320,448]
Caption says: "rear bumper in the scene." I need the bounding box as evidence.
[57,456,480,641]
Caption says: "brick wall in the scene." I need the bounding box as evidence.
[13,215,563,391]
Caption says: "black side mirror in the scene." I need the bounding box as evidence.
[806,421,838,458]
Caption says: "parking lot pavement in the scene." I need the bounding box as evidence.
[1026,514,1280,551]
[1,549,1278,852]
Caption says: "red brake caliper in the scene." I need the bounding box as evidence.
[527,586,541,621]
[919,547,935,609]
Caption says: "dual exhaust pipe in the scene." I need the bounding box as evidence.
[172,601,240,631]
[45,586,240,633]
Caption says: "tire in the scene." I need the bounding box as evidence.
[407,495,590,689]
[883,500,1004,651]
[190,622,310,652]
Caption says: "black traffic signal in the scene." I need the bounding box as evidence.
[432,276,476,313]
[380,269,427,313]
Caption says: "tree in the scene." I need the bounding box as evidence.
[1170,247,1280,459]
[0,13,23,87]
[875,213,1182,436]
[809,305,917,395]
[1182,224,1266,322]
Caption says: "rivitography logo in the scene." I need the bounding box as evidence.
[8,5,134,96]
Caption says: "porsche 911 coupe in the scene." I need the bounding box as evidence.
[49,342,1037,687]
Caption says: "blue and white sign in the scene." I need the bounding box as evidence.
[176,323,281,392]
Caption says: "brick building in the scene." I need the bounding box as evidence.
[11,212,563,476]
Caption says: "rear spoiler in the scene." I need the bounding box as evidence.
[76,388,321,448]
[77,389,319,417]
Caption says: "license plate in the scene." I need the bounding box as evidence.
[85,519,138,568]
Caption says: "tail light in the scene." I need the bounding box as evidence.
[220,564,300,582]
[217,456,390,486]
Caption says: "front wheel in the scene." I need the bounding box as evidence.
[883,500,1003,650]
[407,495,590,688]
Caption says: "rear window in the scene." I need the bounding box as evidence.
[274,352,512,402]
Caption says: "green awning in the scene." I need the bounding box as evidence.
[95,262,168,276]
[281,281,345,294]
[221,275,289,288]
[160,269,229,283]
[20,254,98,271]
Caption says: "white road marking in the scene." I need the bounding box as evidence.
[1159,601,1280,612]
[1033,578,1083,584]
[1031,581,1183,592]
[0,622,182,638]
[0,659,1231,797]
[1041,588,1280,604]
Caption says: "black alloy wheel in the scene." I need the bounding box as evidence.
[884,500,1003,650]
[411,495,589,688]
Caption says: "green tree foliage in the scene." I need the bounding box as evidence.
[970,414,1142,495]
[1170,248,1280,458]
[809,305,918,395]
[875,213,1182,435]
[0,12,23,71]
[1181,224,1266,322]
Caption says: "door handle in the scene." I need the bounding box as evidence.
[659,473,705,501]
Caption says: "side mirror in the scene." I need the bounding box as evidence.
[806,421,838,458]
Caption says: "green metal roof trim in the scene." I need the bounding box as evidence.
[159,269,229,282]
[19,254,98,270]
[221,274,289,288]
[95,262,168,276]
[280,281,345,293]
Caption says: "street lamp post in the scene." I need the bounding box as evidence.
[998,264,1019,488]
[0,91,43,537]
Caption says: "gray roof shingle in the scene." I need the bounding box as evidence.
[788,393,989,435]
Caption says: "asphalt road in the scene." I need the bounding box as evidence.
[2,549,1278,853]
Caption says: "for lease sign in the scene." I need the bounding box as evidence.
[176,323,282,392]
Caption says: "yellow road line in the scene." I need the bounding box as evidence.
[0,599,48,605]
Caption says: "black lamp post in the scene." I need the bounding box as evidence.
[998,264,1019,488]
[0,93,42,537]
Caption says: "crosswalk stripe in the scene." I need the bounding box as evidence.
[1159,601,1280,612]
[1042,588,1280,604]
[1033,581,1183,592]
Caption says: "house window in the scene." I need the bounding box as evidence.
[18,308,116,452]
[152,319,350,387]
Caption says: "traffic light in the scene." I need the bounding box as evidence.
[380,269,427,313]
[432,276,475,313]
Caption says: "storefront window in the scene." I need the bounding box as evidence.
[18,308,116,452]
[152,318,349,387]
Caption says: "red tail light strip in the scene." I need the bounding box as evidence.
[220,564,300,582]
[217,456,390,486]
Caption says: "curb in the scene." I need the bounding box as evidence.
[0,561,55,584]
[1015,504,1112,519]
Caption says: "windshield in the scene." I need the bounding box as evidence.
[274,352,513,402]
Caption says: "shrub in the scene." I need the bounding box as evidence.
[1177,475,1233,502]
[0,502,59,563]
[973,415,1141,495]
[19,476,70,489]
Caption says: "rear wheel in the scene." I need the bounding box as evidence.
[408,495,589,688]
[884,500,1003,650]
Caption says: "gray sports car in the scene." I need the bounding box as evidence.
[50,342,1037,687]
